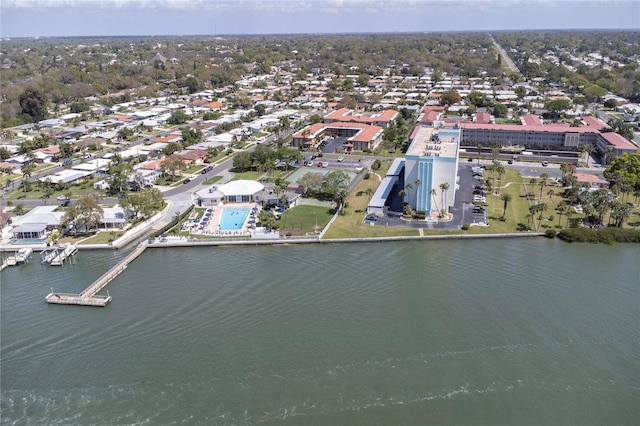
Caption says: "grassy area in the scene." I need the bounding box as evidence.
[233,171,263,181]
[202,175,224,185]
[280,204,333,235]
[323,175,419,239]
[77,230,123,245]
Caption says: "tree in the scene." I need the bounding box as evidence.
[121,188,164,219]
[106,158,133,196]
[63,193,104,237]
[258,210,278,231]
[297,172,325,196]
[230,151,252,172]
[41,178,54,204]
[185,76,200,94]
[467,91,487,107]
[166,109,189,125]
[440,182,450,215]
[161,155,186,180]
[604,152,640,193]
[580,144,595,167]
[538,172,549,200]
[321,171,350,211]
[0,147,12,160]
[492,102,508,118]
[19,86,48,123]
[440,90,461,107]
[21,162,36,192]
[500,193,512,220]
[603,98,618,110]
[544,99,571,116]
[427,188,439,214]
[514,86,527,100]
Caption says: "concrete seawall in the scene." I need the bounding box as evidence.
[147,232,545,249]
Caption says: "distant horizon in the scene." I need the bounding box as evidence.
[4,28,640,41]
[2,0,638,39]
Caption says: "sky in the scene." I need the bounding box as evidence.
[1,0,639,38]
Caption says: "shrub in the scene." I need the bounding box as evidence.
[557,227,640,244]
[461,223,470,230]
[544,229,557,238]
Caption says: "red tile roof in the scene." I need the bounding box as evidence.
[324,108,398,124]
[521,114,543,126]
[475,112,491,124]
[600,131,638,150]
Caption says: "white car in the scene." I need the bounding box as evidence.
[473,196,486,203]
[337,156,344,162]
[56,195,69,201]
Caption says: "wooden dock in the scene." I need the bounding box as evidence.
[49,244,78,266]
[46,241,147,307]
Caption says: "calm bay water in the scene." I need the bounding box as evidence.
[1,239,638,425]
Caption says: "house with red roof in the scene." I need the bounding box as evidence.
[203,101,225,111]
[324,108,398,129]
[292,122,384,152]
[459,115,637,157]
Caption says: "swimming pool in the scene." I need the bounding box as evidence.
[219,208,251,230]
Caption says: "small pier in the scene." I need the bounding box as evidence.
[46,241,147,307]
[48,243,78,266]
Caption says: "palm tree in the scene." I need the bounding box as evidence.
[560,163,569,181]
[21,162,36,193]
[414,179,421,208]
[565,207,574,227]
[476,143,483,165]
[538,172,549,200]
[547,189,555,200]
[500,193,512,220]
[602,146,614,166]
[365,187,374,202]
[494,163,505,194]
[430,188,439,215]
[440,182,450,215]
[405,183,413,206]
[585,144,595,166]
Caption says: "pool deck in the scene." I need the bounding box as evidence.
[184,203,259,237]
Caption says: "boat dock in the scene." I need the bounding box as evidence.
[1,248,33,270]
[46,241,147,307]
[47,243,78,266]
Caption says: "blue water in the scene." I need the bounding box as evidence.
[10,238,46,244]
[219,208,250,230]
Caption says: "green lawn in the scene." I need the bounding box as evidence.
[323,175,419,239]
[202,175,224,185]
[77,230,124,245]
[280,204,333,235]
[233,171,263,181]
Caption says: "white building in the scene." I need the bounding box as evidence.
[193,180,265,207]
[403,126,461,215]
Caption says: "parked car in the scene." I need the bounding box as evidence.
[337,156,344,162]
[307,161,313,167]
[365,214,378,222]
[542,161,548,167]
[507,160,513,164]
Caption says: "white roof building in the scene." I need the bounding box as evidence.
[193,180,265,206]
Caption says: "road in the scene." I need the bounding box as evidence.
[491,35,520,74]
